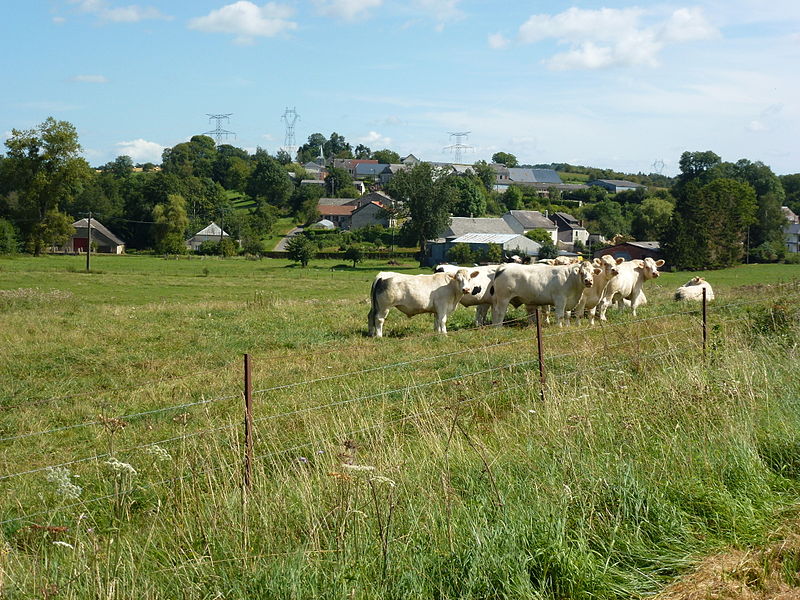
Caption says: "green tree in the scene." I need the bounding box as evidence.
[30,210,75,253]
[161,135,217,179]
[286,235,316,267]
[275,149,292,165]
[152,194,189,254]
[324,132,352,159]
[447,175,486,217]
[343,245,365,268]
[105,155,134,178]
[524,229,553,244]
[492,152,518,167]
[296,133,327,164]
[372,149,400,164]
[3,117,91,255]
[354,144,372,159]
[325,167,354,198]
[0,219,19,254]
[246,150,293,208]
[780,173,800,215]
[447,243,475,265]
[630,196,674,241]
[580,199,629,239]
[486,242,503,264]
[538,237,559,260]
[502,185,524,210]
[386,163,456,266]
[471,160,496,193]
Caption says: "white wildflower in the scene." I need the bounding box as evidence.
[52,541,74,550]
[144,445,172,462]
[368,475,396,487]
[340,464,375,472]
[105,457,137,476]
[45,466,82,499]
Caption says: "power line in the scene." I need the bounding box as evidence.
[202,113,236,145]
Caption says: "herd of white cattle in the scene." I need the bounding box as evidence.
[367,255,715,338]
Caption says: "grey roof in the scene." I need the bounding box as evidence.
[354,163,390,176]
[505,168,562,184]
[590,179,645,188]
[787,223,800,234]
[507,168,537,183]
[553,212,586,230]
[192,222,229,238]
[451,233,526,244]
[531,168,562,184]
[72,218,124,245]
[505,210,557,230]
[627,241,661,250]
[441,217,517,238]
[318,197,355,206]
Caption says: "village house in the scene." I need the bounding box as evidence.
[67,218,125,254]
[186,222,232,252]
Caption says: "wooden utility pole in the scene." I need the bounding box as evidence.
[243,354,253,492]
[534,308,546,402]
[85,211,92,272]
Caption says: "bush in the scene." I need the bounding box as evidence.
[343,245,365,268]
[0,219,19,254]
[196,240,220,256]
[286,235,316,267]
[447,243,476,265]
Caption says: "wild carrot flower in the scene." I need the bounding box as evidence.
[45,467,82,499]
[105,457,137,477]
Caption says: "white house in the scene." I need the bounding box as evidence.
[186,222,231,251]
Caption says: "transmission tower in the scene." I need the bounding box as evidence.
[281,107,300,157]
[202,113,235,145]
[443,131,474,164]
[651,158,665,174]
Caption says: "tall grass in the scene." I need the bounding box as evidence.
[0,256,798,598]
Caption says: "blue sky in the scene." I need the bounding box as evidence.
[2,0,798,176]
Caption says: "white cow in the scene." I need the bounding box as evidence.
[573,255,623,324]
[489,261,600,328]
[435,263,499,325]
[596,257,664,321]
[674,277,715,302]
[368,269,481,337]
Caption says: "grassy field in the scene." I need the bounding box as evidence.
[0,254,799,599]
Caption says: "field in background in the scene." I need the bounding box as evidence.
[1,255,799,599]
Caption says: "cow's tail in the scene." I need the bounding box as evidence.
[367,276,380,336]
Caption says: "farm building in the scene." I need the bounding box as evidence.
[587,179,646,194]
[186,222,231,251]
[502,211,559,243]
[551,212,589,248]
[67,218,125,254]
[594,241,662,262]
[427,233,542,265]
[316,195,391,230]
[787,223,800,254]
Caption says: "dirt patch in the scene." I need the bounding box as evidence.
[654,530,800,600]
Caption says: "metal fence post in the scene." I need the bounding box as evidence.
[535,308,546,402]
[702,287,707,357]
[243,354,253,492]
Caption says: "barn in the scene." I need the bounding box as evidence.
[68,218,125,254]
[594,241,662,262]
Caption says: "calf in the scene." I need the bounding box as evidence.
[674,277,715,302]
[596,257,664,321]
[435,263,499,325]
[368,269,480,337]
[573,255,623,325]
[489,261,600,328]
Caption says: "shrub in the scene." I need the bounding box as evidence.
[0,219,19,254]
[447,243,475,265]
[286,235,316,267]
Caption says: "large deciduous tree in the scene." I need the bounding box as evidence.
[492,152,518,167]
[386,162,455,265]
[246,150,294,208]
[152,193,189,254]
[3,117,91,255]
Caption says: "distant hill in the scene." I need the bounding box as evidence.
[527,163,675,188]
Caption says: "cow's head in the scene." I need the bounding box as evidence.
[595,255,621,278]
[450,269,482,294]
[634,257,665,279]
[574,260,597,288]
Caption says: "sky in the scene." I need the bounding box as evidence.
[1,1,799,177]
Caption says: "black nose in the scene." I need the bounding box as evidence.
[471,286,482,295]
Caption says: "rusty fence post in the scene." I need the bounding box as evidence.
[535,308,546,402]
[702,287,707,357]
[243,353,253,492]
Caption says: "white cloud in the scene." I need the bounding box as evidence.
[70,74,109,83]
[189,2,296,43]
[358,131,392,146]
[115,139,164,163]
[516,6,718,70]
[412,0,463,28]
[312,0,382,21]
[70,0,170,23]
[488,33,509,50]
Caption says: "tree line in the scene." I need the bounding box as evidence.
[0,117,797,270]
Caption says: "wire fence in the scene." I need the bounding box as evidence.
[0,290,794,527]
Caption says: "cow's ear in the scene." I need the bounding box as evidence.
[655,259,665,267]
[594,268,602,275]
[615,257,625,265]
[633,260,644,268]
[447,273,456,280]
[592,258,601,265]
[470,270,480,278]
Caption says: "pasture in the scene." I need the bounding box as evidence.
[1,254,799,599]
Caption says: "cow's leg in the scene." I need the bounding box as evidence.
[554,299,568,327]
[597,297,610,321]
[373,307,390,338]
[491,299,510,327]
[587,306,597,326]
[434,311,448,334]
[475,304,490,326]
[629,292,642,317]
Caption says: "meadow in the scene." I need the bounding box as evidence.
[0,254,799,599]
